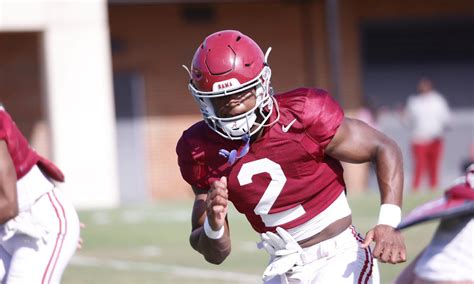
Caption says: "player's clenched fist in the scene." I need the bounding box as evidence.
[361,224,407,264]
[206,176,228,231]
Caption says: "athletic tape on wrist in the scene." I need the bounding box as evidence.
[204,217,225,239]
[377,204,401,228]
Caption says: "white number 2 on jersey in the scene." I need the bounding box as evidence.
[237,158,306,227]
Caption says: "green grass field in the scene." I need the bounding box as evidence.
[62,191,439,284]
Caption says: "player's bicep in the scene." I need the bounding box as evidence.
[191,186,208,230]
[326,117,383,163]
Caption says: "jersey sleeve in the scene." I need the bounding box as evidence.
[302,89,344,150]
[176,132,210,190]
[0,111,8,140]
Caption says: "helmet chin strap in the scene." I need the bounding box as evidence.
[217,98,280,166]
[218,134,250,165]
[218,114,253,165]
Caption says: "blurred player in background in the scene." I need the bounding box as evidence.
[395,164,474,284]
[0,105,80,283]
[405,77,451,192]
[176,30,406,283]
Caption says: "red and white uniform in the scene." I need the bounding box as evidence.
[177,88,379,283]
[178,88,344,232]
[413,173,474,282]
[0,107,79,284]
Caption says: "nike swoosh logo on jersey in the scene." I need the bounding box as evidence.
[282,119,297,132]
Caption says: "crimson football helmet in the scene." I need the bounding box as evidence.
[184,30,275,140]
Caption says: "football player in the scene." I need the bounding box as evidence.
[176,30,406,283]
[0,105,80,283]
[395,165,474,284]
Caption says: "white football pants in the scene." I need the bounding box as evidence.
[0,188,80,284]
[264,226,380,284]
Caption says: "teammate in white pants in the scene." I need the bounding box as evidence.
[0,106,80,283]
[395,165,474,284]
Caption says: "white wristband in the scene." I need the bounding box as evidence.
[377,204,401,228]
[204,217,225,239]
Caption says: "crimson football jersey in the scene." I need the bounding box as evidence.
[0,107,64,182]
[176,88,345,233]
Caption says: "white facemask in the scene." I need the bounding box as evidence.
[220,112,257,137]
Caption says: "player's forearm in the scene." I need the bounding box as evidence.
[373,136,404,207]
[0,192,18,224]
[189,224,231,264]
[0,142,19,224]
[0,178,18,224]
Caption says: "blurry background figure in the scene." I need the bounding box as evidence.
[395,164,474,284]
[343,97,379,193]
[405,77,451,192]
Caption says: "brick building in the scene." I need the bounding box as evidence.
[1,0,473,207]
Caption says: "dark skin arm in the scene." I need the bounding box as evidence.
[326,117,406,264]
[0,140,19,224]
[189,177,231,264]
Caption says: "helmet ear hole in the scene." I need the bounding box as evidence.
[236,36,241,42]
